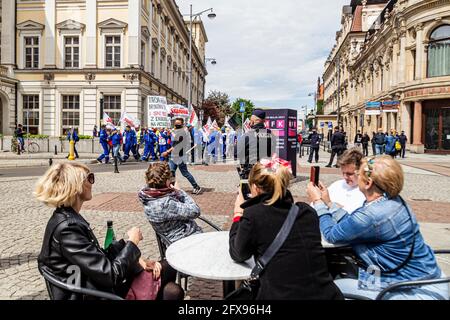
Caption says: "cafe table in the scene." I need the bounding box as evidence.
[166,231,348,298]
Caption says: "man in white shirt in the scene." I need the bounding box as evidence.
[327,148,366,214]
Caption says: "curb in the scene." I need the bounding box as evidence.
[0,159,98,168]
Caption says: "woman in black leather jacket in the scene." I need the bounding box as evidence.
[35,162,183,300]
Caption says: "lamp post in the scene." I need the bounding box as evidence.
[205,58,217,66]
[184,5,216,113]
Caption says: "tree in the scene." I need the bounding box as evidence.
[231,98,255,125]
[200,90,232,126]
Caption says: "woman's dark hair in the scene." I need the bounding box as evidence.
[145,162,172,189]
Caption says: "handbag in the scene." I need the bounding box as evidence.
[225,204,300,300]
[126,270,161,300]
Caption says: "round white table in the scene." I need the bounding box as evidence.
[166,231,254,281]
[166,231,348,282]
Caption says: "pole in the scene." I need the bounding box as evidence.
[188,4,193,113]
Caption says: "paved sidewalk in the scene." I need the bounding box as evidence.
[0,152,98,168]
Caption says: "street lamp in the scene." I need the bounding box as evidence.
[205,58,217,66]
[184,5,216,113]
[308,92,317,113]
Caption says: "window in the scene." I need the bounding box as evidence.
[151,50,156,75]
[428,25,450,77]
[64,36,80,68]
[141,41,146,69]
[105,36,121,68]
[160,58,164,80]
[24,37,39,69]
[23,95,39,135]
[62,95,80,134]
[104,95,122,124]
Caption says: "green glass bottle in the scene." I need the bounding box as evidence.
[104,221,116,250]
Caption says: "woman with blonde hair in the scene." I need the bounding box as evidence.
[36,162,183,300]
[229,158,343,300]
[307,156,448,300]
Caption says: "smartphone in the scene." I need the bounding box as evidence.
[310,166,320,186]
[240,179,252,200]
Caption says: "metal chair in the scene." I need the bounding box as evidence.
[152,216,222,291]
[39,266,123,300]
[343,250,450,300]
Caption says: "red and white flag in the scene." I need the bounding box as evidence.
[243,118,251,133]
[212,120,220,131]
[203,117,213,133]
[120,112,141,129]
[189,110,199,127]
[103,112,117,130]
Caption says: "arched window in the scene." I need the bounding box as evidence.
[428,25,450,77]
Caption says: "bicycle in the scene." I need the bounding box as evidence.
[26,140,40,153]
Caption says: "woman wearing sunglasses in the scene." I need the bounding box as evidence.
[307,156,448,300]
[35,162,183,300]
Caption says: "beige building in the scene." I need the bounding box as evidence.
[323,0,450,154]
[0,0,208,137]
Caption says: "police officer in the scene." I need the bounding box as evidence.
[96,125,110,164]
[237,109,276,169]
[308,127,321,163]
[325,126,346,168]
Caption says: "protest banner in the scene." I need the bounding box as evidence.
[148,96,171,128]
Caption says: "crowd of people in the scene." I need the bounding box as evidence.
[34,109,447,301]
[298,127,409,167]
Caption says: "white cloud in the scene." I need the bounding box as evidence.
[177,0,348,109]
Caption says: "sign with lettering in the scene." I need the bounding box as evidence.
[148,96,170,128]
[365,101,381,115]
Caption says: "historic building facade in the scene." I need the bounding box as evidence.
[0,0,208,137]
[323,0,450,153]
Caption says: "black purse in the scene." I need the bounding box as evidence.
[225,204,301,300]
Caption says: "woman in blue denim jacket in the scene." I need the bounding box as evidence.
[307,156,448,300]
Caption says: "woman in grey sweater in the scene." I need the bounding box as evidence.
[139,162,202,244]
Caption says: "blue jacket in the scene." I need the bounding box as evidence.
[99,129,109,144]
[385,135,397,154]
[111,132,122,146]
[67,131,79,142]
[309,132,321,147]
[124,130,136,146]
[314,196,442,290]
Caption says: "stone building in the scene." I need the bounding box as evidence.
[323,0,450,153]
[0,0,208,137]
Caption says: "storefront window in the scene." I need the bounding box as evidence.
[428,25,450,77]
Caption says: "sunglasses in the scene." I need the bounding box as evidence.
[86,172,95,184]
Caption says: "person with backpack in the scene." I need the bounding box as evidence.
[354,130,363,149]
[385,130,398,158]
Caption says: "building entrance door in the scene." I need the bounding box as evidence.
[424,105,450,152]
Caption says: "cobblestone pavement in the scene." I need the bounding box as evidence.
[0,155,449,300]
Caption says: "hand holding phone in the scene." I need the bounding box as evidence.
[310,166,320,187]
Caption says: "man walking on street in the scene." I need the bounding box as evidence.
[374,129,386,155]
[163,118,202,195]
[398,131,408,158]
[354,130,363,149]
[96,125,110,164]
[361,132,370,157]
[326,126,345,168]
[308,127,321,163]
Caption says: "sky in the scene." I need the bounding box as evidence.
[177,0,349,115]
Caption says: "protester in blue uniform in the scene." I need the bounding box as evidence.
[207,129,219,164]
[111,129,124,163]
[158,129,169,161]
[96,125,110,164]
[221,128,227,162]
[123,126,139,162]
[141,129,157,162]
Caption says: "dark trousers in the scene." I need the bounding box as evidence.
[372,143,376,156]
[327,147,344,166]
[308,147,320,163]
[362,143,369,157]
[401,145,406,158]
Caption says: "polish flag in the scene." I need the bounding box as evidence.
[189,110,199,127]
